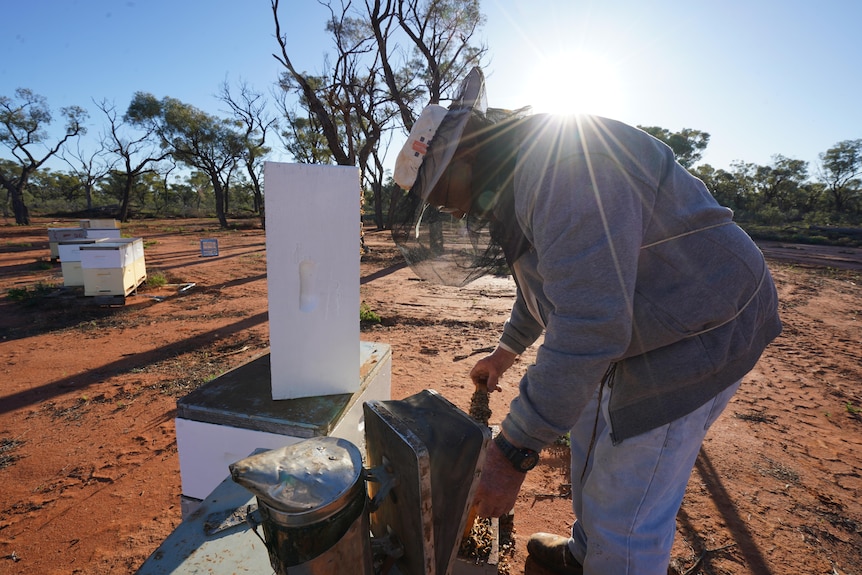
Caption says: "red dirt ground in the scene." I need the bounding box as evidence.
[0,218,860,575]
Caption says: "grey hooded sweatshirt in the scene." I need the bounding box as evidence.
[496,114,782,450]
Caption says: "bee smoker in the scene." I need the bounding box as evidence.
[229,390,491,575]
[230,436,373,574]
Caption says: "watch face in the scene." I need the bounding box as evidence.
[496,434,539,471]
[518,449,539,471]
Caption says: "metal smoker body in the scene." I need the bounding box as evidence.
[230,390,491,575]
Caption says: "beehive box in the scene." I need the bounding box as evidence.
[58,238,108,287]
[47,227,87,259]
[80,238,146,297]
[454,517,502,575]
[175,343,391,505]
[80,218,120,229]
[85,227,122,240]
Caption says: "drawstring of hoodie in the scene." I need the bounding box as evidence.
[580,362,617,482]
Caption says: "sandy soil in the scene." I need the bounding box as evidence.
[0,218,860,575]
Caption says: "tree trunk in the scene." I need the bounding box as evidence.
[119,175,133,222]
[213,179,229,228]
[11,186,30,225]
[372,182,385,230]
[2,170,32,225]
[250,169,265,229]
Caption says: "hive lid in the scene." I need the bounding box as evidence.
[229,436,364,522]
[364,389,490,575]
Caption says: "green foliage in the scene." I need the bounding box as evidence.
[740,223,862,248]
[31,259,54,270]
[146,271,168,288]
[1,89,89,224]
[638,126,710,168]
[6,282,57,303]
[359,301,381,323]
[819,139,862,213]
[553,432,571,448]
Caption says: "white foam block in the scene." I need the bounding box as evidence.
[264,162,360,399]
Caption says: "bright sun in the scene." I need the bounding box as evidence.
[526,51,624,117]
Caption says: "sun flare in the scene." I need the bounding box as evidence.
[526,51,624,118]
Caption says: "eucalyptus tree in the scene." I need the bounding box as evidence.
[275,99,336,164]
[818,139,862,214]
[62,133,114,212]
[219,81,275,227]
[26,168,85,211]
[273,0,394,244]
[153,160,179,216]
[692,164,745,212]
[637,126,710,169]
[270,0,487,230]
[753,155,809,214]
[374,0,486,130]
[97,99,171,222]
[126,92,245,228]
[0,88,88,224]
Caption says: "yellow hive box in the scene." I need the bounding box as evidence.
[82,265,139,297]
[80,238,147,297]
[61,261,84,287]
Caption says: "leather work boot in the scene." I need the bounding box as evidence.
[526,533,584,575]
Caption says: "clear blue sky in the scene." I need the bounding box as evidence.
[2,0,860,176]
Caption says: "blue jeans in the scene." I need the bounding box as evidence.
[568,380,741,574]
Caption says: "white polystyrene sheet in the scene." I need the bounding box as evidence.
[264,162,360,399]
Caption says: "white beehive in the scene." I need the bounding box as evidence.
[58,238,108,287]
[80,237,146,297]
[264,162,360,400]
[85,227,122,240]
[47,227,87,259]
[80,218,120,229]
[174,343,391,503]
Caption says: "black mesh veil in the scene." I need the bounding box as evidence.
[391,68,510,287]
[391,201,506,287]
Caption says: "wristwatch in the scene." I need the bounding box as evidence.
[494,433,539,472]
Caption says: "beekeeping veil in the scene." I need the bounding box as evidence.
[391,67,513,287]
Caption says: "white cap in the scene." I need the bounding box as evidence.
[393,104,449,190]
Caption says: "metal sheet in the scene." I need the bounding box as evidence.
[135,475,271,574]
[364,390,490,575]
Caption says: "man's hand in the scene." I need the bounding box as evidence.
[470,346,517,392]
[472,437,528,517]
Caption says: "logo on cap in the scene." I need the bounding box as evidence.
[411,137,429,157]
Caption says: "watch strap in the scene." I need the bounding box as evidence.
[494,433,539,472]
